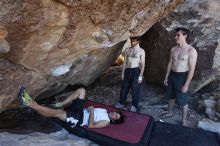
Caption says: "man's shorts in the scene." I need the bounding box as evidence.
[166,71,188,106]
[64,99,87,128]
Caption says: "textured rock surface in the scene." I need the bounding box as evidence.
[141,0,220,93]
[0,0,183,110]
[0,26,10,53]
[0,130,94,146]
[217,99,220,113]
[198,120,220,135]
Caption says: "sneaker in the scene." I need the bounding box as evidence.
[114,102,125,108]
[130,106,137,112]
[17,86,26,99]
[17,86,26,107]
[17,86,33,106]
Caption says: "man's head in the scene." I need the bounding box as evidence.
[130,36,141,47]
[108,111,124,124]
[175,27,190,45]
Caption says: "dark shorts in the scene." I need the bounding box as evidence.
[166,71,188,106]
[64,99,87,128]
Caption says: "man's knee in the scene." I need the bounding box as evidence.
[77,88,86,99]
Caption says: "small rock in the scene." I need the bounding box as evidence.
[198,120,220,135]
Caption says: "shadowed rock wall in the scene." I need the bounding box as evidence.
[142,0,220,93]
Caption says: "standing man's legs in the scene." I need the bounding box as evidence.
[175,72,188,126]
[130,67,141,111]
[167,99,175,115]
[161,99,174,118]
[182,104,188,126]
[161,75,175,118]
[115,69,131,108]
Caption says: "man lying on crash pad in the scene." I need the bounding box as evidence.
[17,87,124,129]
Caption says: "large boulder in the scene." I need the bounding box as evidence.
[0,0,183,110]
[141,0,220,93]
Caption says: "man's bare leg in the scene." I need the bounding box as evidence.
[160,99,174,118]
[61,88,85,106]
[182,104,188,126]
[27,100,67,121]
[53,88,86,108]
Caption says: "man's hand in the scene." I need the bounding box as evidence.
[164,78,168,86]
[87,106,94,112]
[181,84,188,93]
[138,76,143,83]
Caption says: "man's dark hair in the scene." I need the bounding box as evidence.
[175,27,190,37]
[130,36,141,42]
[110,111,124,124]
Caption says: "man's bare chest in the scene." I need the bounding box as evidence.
[172,49,189,61]
[127,49,140,58]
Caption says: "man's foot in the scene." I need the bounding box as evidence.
[49,102,63,109]
[130,106,137,112]
[114,102,125,108]
[160,112,173,119]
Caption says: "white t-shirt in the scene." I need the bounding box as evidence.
[81,108,110,126]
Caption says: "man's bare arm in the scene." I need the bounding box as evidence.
[89,120,109,128]
[121,49,127,80]
[88,106,95,128]
[164,48,174,86]
[139,49,145,77]
[183,48,197,89]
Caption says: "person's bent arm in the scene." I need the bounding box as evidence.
[139,49,145,77]
[121,49,127,80]
[182,48,197,93]
[87,106,109,128]
[88,120,109,128]
[138,49,145,83]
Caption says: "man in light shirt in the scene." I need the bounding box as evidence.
[18,87,124,129]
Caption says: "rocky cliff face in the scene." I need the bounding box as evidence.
[142,0,220,93]
[0,0,183,110]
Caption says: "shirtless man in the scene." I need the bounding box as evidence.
[161,27,197,126]
[115,36,145,112]
[18,87,124,129]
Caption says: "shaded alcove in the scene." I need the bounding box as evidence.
[140,22,175,86]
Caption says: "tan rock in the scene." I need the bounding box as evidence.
[0,0,183,110]
[0,26,10,53]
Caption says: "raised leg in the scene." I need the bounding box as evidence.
[61,88,86,106]
[28,100,67,121]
